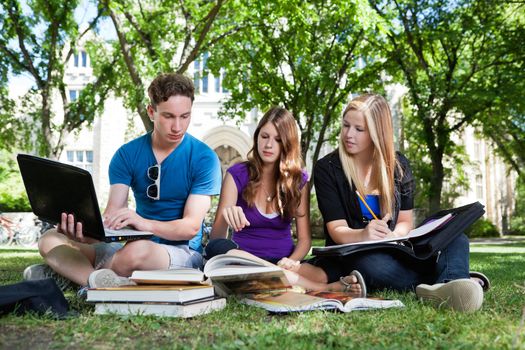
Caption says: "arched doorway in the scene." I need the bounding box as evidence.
[214,145,243,175]
[202,126,252,176]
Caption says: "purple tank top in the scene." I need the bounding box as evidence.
[228,162,308,260]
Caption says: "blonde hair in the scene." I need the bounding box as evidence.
[244,107,304,218]
[338,94,400,217]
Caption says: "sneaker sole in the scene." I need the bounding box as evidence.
[416,279,483,313]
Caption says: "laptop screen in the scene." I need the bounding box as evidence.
[17,154,106,241]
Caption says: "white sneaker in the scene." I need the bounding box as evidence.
[88,269,135,288]
[23,263,75,291]
[416,279,483,313]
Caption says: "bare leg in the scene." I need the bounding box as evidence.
[109,240,170,277]
[284,270,363,297]
[38,229,97,286]
[219,249,363,297]
[293,263,329,283]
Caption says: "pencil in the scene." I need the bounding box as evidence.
[356,190,379,220]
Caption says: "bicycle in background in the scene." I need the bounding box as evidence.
[0,213,42,247]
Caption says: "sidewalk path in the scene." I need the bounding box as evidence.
[470,236,525,253]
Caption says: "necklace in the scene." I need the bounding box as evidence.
[262,187,275,203]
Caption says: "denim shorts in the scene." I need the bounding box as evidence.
[93,242,124,269]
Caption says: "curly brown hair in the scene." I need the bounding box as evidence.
[147,73,194,108]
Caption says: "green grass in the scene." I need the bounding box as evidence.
[1,243,524,349]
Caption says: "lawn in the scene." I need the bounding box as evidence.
[0,241,524,350]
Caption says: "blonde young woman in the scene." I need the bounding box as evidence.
[206,106,366,295]
[292,94,488,312]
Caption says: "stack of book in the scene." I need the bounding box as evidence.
[87,268,226,318]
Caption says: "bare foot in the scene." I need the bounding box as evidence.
[326,274,363,297]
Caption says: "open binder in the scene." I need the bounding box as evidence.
[312,202,485,260]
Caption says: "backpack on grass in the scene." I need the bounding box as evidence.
[0,278,69,318]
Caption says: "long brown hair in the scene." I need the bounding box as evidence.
[338,94,401,217]
[244,107,304,218]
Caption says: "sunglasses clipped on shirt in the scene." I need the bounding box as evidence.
[147,164,161,200]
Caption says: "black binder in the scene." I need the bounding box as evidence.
[312,202,485,260]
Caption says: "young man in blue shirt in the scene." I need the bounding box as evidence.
[24,73,222,289]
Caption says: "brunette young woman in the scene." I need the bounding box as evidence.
[205,106,366,296]
[294,94,488,312]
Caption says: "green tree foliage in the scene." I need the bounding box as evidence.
[465,218,499,238]
[475,5,525,176]
[92,0,235,130]
[0,0,112,158]
[370,0,525,212]
[207,0,385,173]
[0,150,30,212]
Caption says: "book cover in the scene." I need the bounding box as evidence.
[94,298,227,318]
[242,291,404,313]
[86,284,214,303]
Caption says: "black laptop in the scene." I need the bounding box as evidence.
[17,154,153,242]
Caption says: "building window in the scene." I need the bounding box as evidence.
[69,90,78,102]
[81,51,88,67]
[65,150,94,173]
[72,50,88,68]
[476,174,483,200]
[473,139,481,162]
[215,74,220,93]
[193,52,209,94]
[73,53,79,67]
[214,70,229,93]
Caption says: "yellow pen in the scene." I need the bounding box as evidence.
[356,190,379,221]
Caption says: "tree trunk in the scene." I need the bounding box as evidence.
[428,150,444,213]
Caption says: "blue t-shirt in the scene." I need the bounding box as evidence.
[109,132,222,252]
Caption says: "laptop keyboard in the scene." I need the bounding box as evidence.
[104,227,152,237]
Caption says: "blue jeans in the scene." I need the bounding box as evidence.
[319,234,470,292]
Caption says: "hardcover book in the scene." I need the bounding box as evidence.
[94,297,226,318]
[130,268,205,285]
[86,284,214,303]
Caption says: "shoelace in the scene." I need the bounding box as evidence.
[41,266,74,291]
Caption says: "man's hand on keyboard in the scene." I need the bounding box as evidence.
[104,208,152,232]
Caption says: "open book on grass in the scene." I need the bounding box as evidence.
[242,291,404,313]
[128,252,290,295]
[313,213,453,254]
[203,252,290,295]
